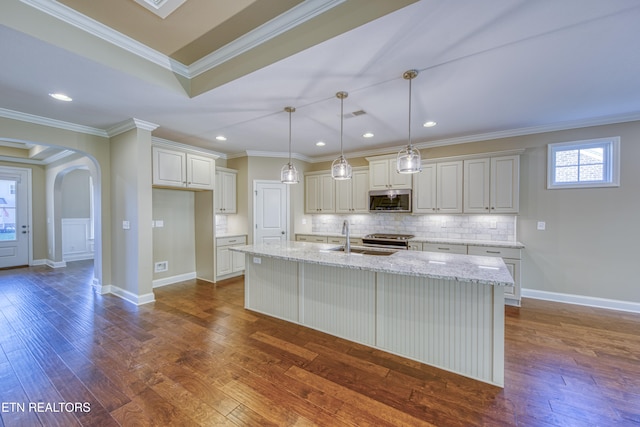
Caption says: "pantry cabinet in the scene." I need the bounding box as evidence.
[152,146,215,190]
[335,168,369,213]
[413,161,463,214]
[463,155,519,214]
[367,157,412,190]
[215,168,237,214]
[305,173,335,213]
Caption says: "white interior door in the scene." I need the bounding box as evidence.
[254,180,289,244]
[0,168,30,268]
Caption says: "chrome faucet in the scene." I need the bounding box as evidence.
[341,219,351,253]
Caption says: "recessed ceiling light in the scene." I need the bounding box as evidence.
[215,135,227,141]
[363,132,374,138]
[316,141,326,147]
[423,121,437,128]
[49,93,72,102]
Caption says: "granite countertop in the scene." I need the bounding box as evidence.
[231,241,514,286]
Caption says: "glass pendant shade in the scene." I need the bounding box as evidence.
[331,91,352,180]
[397,145,422,174]
[397,69,423,174]
[331,155,352,180]
[281,162,299,184]
[281,106,299,184]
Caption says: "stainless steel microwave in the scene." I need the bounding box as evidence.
[368,189,412,213]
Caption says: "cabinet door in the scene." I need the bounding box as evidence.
[231,250,245,272]
[153,147,186,187]
[319,174,335,212]
[186,153,215,190]
[437,161,463,214]
[352,169,370,212]
[216,171,237,214]
[335,179,352,213]
[413,163,437,213]
[216,247,232,276]
[389,160,413,189]
[463,158,490,213]
[305,175,320,213]
[502,259,520,304]
[491,155,519,214]
[369,160,390,190]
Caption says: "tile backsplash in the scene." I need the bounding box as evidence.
[311,213,516,242]
[215,215,228,235]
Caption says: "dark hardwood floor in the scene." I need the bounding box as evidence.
[1,261,639,426]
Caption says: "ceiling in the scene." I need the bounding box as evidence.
[2,0,640,165]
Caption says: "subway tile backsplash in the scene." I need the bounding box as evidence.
[312,213,517,242]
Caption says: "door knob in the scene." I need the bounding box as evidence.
[281,231,285,234]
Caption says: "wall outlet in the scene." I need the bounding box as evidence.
[154,261,168,272]
[253,257,262,264]
[490,221,497,229]
[122,220,130,230]
[155,220,164,228]
[537,221,546,231]
[441,221,447,228]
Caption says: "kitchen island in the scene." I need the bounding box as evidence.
[231,241,514,386]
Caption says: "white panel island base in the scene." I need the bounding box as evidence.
[234,242,511,387]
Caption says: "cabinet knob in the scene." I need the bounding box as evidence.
[485,207,490,210]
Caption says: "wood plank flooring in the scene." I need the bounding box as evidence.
[1,260,639,426]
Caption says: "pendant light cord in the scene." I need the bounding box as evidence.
[288,109,292,164]
[340,96,344,157]
[407,75,413,149]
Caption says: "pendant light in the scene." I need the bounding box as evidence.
[331,91,352,180]
[396,69,422,174]
[280,106,299,184]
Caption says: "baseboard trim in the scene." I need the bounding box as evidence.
[108,285,155,306]
[63,253,95,262]
[152,272,197,288]
[31,259,47,266]
[522,288,640,314]
[45,259,67,268]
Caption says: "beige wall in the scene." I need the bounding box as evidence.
[61,169,91,218]
[152,188,196,280]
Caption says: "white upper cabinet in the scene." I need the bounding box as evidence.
[336,168,369,213]
[463,155,519,213]
[367,157,412,190]
[215,168,237,214]
[305,173,335,213]
[413,161,463,214]
[152,146,215,190]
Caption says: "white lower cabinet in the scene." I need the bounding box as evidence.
[216,235,247,279]
[467,245,521,306]
[295,234,328,243]
[422,242,468,254]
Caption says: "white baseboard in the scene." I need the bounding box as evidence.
[45,259,67,268]
[108,285,155,306]
[31,259,47,266]
[152,272,197,288]
[522,288,640,314]
[64,253,94,262]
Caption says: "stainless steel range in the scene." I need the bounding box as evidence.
[361,233,415,250]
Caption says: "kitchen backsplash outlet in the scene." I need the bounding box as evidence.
[312,214,517,242]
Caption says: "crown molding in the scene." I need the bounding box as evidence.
[21,0,189,77]
[189,0,346,77]
[21,0,345,80]
[106,118,159,137]
[152,137,222,159]
[0,107,108,137]
[228,150,313,163]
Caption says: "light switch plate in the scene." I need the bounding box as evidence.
[122,220,130,230]
[537,221,546,230]
[253,257,261,264]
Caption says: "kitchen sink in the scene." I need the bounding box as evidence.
[328,246,397,256]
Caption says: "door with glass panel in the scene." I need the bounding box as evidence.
[0,168,29,268]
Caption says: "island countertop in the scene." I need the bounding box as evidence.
[232,241,514,286]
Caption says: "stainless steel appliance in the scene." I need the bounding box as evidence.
[362,233,415,250]
[368,189,412,213]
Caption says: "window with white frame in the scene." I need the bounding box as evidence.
[547,137,620,189]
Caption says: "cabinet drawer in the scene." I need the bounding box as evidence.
[327,237,346,245]
[468,245,520,259]
[422,243,468,254]
[217,236,247,247]
[296,235,328,243]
